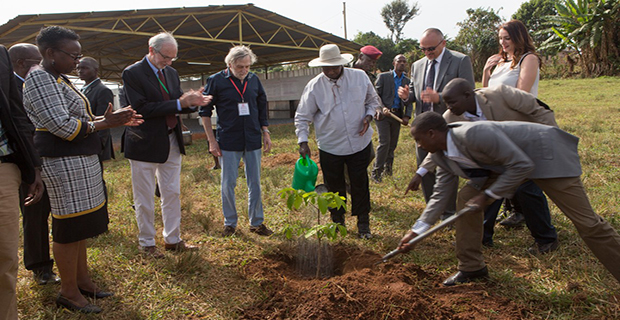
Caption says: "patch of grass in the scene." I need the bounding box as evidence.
[16,77,620,319]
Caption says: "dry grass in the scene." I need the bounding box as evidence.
[16,77,620,319]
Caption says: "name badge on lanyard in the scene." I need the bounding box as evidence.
[229,76,250,116]
[238,102,250,116]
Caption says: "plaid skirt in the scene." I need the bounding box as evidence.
[41,154,108,243]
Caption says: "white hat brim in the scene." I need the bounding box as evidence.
[308,53,354,67]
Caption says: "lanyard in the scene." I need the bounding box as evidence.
[229,77,247,102]
[157,76,170,94]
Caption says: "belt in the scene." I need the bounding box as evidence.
[168,128,174,134]
[390,108,402,115]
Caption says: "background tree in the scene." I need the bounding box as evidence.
[452,7,503,81]
[539,0,619,76]
[512,0,558,56]
[380,0,420,43]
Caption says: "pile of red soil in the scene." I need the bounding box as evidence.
[241,245,526,319]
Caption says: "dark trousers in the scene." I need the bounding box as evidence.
[416,145,457,215]
[483,180,558,245]
[19,183,53,272]
[373,115,401,174]
[320,143,372,233]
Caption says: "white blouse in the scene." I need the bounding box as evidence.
[488,52,539,97]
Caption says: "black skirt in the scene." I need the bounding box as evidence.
[52,203,109,244]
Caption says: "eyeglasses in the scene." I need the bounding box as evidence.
[156,50,178,62]
[56,49,83,61]
[420,40,444,52]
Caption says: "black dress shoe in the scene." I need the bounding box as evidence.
[34,270,61,285]
[443,266,489,286]
[528,239,560,255]
[79,288,114,299]
[56,295,102,313]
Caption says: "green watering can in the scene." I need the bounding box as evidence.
[292,155,318,192]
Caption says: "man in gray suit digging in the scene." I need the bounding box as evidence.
[398,112,620,286]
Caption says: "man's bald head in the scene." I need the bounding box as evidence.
[442,78,476,116]
[8,43,42,78]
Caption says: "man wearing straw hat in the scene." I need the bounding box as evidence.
[295,44,381,239]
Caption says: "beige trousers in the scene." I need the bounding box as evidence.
[455,175,620,283]
[0,163,21,320]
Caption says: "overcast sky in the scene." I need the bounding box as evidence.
[0,0,528,42]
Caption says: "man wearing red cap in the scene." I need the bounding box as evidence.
[354,45,382,84]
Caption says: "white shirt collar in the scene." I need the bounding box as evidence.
[13,72,25,83]
[463,98,487,121]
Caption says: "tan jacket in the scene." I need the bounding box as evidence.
[419,84,557,172]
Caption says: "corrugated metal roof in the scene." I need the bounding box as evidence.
[0,4,361,81]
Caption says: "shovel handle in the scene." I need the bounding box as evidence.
[380,205,480,263]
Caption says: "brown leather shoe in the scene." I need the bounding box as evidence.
[141,246,164,258]
[164,241,198,252]
[249,224,273,236]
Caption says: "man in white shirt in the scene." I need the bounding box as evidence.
[295,44,381,238]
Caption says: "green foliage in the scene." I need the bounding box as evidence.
[380,0,420,43]
[512,0,558,56]
[539,0,620,76]
[453,7,504,81]
[277,187,347,242]
[353,31,420,72]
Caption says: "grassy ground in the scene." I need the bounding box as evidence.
[16,77,620,319]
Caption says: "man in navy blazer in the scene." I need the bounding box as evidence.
[122,32,210,256]
[0,44,44,320]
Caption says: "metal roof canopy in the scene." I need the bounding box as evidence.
[0,4,361,81]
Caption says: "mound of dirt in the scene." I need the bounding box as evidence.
[241,244,526,319]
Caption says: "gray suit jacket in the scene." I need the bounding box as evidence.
[406,49,475,116]
[375,70,413,118]
[419,121,581,224]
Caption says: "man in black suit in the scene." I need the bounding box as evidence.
[78,57,115,161]
[8,43,59,285]
[0,44,44,320]
[122,32,210,257]
[371,54,412,182]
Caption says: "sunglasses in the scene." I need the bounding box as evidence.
[420,40,444,52]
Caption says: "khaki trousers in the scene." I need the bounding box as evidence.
[455,175,620,283]
[455,178,497,272]
[0,163,21,320]
[534,177,620,282]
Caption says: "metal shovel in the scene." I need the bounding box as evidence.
[377,204,480,264]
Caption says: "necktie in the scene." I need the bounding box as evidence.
[157,70,178,129]
[422,59,436,113]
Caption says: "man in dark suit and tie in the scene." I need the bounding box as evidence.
[399,112,620,286]
[122,32,210,257]
[78,57,115,162]
[8,43,59,285]
[371,54,412,182]
[0,44,44,320]
[398,28,475,219]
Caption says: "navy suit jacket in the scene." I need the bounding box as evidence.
[121,57,194,163]
[0,45,40,184]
